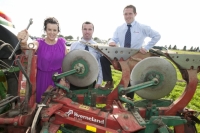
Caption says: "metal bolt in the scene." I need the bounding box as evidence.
[124,114,128,119]
[43,114,49,117]
[124,126,129,130]
[121,90,125,95]
[92,107,97,110]
[13,122,17,126]
[117,129,122,133]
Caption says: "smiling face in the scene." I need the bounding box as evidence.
[123,8,137,24]
[45,23,59,41]
[82,23,94,41]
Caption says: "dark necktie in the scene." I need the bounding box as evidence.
[85,45,89,51]
[124,25,132,48]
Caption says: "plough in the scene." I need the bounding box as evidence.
[0,17,200,133]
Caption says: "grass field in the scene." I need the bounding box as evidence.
[169,49,200,55]
[109,50,200,132]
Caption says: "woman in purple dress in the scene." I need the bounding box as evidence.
[17,17,69,103]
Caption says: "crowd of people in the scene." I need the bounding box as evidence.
[17,4,161,103]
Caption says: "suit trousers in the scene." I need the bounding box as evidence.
[100,56,113,81]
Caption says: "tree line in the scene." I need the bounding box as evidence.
[30,34,200,51]
[35,34,107,44]
[167,45,199,52]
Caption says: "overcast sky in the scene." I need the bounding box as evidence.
[1,0,200,49]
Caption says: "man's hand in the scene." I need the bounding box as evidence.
[95,84,101,89]
[109,42,117,47]
[140,47,147,54]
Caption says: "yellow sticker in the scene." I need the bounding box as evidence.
[86,125,96,132]
[56,130,62,133]
[20,89,25,97]
[79,105,90,110]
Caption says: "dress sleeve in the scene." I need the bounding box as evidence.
[59,37,67,52]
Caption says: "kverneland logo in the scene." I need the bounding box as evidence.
[65,110,104,124]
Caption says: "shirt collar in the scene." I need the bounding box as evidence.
[126,20,136,27]
[81,38,94,44]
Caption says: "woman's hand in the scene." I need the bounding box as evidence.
[17,30,29,46]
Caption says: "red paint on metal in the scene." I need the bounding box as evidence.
[165,70,198,116]
[41,96,143,132]
[1,49,37,133]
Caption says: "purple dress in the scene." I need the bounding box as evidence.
[36,38,66,103]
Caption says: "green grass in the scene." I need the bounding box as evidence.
[169,49,200,55]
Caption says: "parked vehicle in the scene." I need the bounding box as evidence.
[152,46,168,53]
[65,41,73,46]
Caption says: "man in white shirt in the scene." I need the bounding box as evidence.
[70,21,103,89]
[100,5,161,99]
